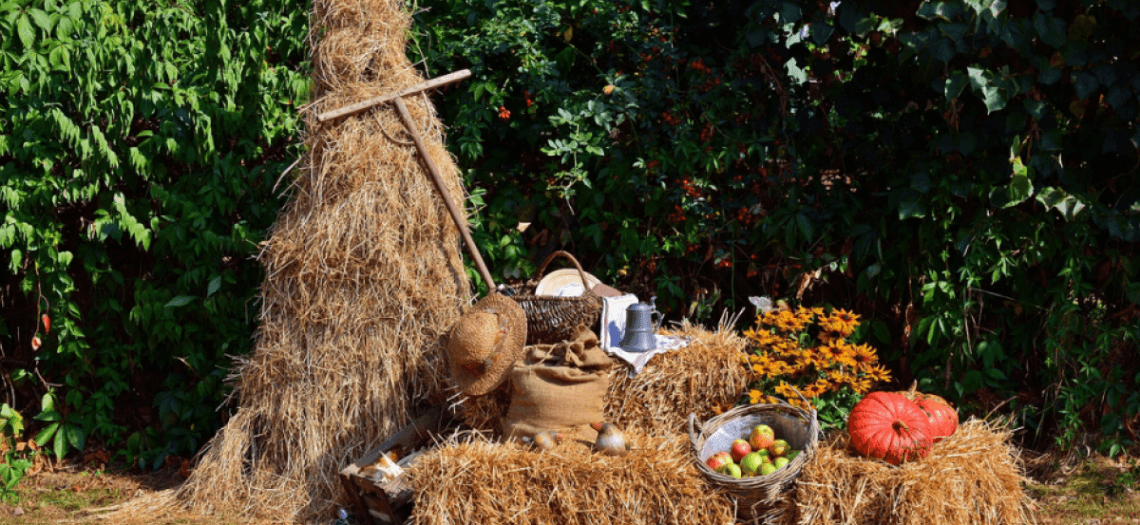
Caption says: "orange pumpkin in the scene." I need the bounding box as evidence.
[895,381,959,442]
[848,391,933,465]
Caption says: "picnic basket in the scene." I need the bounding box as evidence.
[511,251,603,344]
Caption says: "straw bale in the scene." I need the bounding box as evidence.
[456,323,749,437]
[126,0,476,522]
[606,323,750,436]
[784,419,1036,525]
[406,430,737,525]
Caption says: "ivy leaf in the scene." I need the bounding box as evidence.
[982,85,1007,113]
[1033,12,1067,49]
[16,13,34,49]
[810,22,834,46]
[932,37,955,63]
[945,72,968,101]
[1023,99,1046,120]
[780,2,802,24]
[208,276,222,297]
[164,296,197,308]
[917,1,962,22]
[1038,66,1062,85]
[1036,0,1057,10]
[1072,71,1098,100]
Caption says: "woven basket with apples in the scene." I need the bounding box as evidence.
[688,388,820,522]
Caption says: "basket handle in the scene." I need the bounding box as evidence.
[686,413,704,449]
[534,251,595,293]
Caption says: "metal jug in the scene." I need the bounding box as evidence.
[618,297,662,353]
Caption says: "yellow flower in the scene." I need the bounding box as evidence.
[866,364,892,383]
[851,343,879,369]
[749,389,763,404]
[825,308,860,336]
[850,375,872,394]
[774,381,797,399]
[820,340,856,368]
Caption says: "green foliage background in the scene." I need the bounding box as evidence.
[1,0,309,469]
[2,0,1139,475]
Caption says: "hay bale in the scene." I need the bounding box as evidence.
[406,431,737,525]
[166,0,473,521]
[786,419,1036,525]
[606,323,750,435]
[457,323,749,437]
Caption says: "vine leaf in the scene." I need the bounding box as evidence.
[17,13,34,49]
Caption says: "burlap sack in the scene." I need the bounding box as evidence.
[502,326,614,442]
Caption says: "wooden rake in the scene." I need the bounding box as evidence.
[318,69,499,291]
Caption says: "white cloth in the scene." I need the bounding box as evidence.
[599,294,689,376]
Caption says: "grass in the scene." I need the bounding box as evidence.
[1024,454,1140,525]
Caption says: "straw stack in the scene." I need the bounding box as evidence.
[167,0,472,521]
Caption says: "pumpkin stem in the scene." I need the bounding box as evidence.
[892,419,910,432]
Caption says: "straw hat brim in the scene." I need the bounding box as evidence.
[448,293,528,396]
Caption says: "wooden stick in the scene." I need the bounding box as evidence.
[392,96,497,291]
[317,69,472,122]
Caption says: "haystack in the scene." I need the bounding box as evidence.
[457,322,750,436]
[155,0,470,521]
[784,419,1036,525]
[406,430,738,525]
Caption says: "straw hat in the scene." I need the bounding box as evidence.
[535,268,623,298]
[447,293,528,396]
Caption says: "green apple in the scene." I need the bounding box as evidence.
[739,451,765,476]
[717,462,742,478]
[773,456,790,469]
[759,462,778,476]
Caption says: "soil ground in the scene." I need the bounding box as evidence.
[0,451,1137,524]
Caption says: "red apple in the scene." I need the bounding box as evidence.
[730,439,752,462]
[706,451,732,471]
[749,424,775,450]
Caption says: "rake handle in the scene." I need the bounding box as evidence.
[393,96,496,291]
[317,69,472,122]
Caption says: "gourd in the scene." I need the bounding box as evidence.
[847,391,933,465]
[895,381,959,442]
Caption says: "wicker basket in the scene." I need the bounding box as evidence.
[511,251,603,344]
[688,389,820,524]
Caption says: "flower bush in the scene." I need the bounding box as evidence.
[741,306,891,429]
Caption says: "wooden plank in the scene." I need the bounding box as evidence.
[316,70,472,122]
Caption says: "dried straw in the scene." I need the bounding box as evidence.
[101,1,474,523]
[406,430,738,525]
[783,419,1036,525]
[456,322,750,437]
[606,322,751,435]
